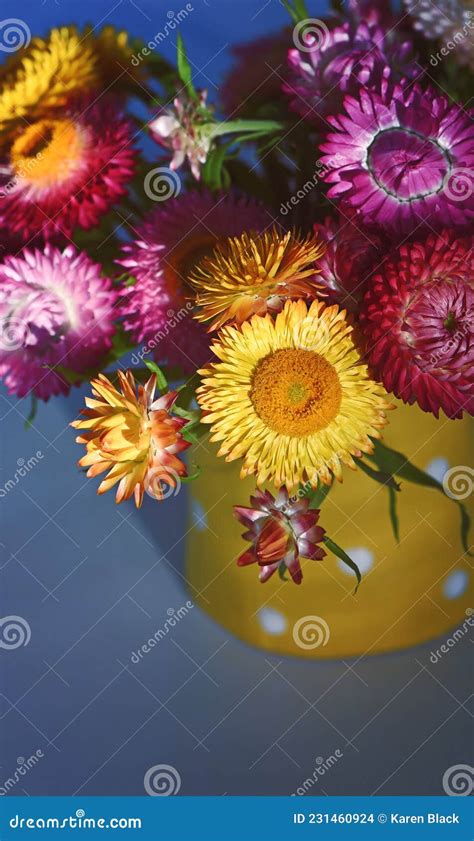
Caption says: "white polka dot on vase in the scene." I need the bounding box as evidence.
[442,569,469,600]
[191,499,208,532]
[425,457,450,483]
[338,547,374,576]
[257,607,287,635]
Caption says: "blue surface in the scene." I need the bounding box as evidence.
[0,0,472,803]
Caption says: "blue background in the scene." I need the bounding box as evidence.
[0,0,472,799]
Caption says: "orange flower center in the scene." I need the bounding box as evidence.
[10,118,88,188]
[250,348,342,437]
[167,232,222,293]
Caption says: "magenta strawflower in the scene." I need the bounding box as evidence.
[347,0,394,25]
[234,488,326,585]
[313,213,384,309]
[0,245,118,400]
[0,102,136,243]
[119,191,271,373]
[320,83,474,234]
[360,231,474,419]
[284,19,417,124]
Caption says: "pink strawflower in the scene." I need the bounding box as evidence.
[313,213,385,310]
[119,191,271,373]
[320,83,474,234]
[347,0,394,25]
[360,231,474,419]
[284,18,417,124]
[0,102,136,243]
[234,488,326,585]
[0,245,118,400]
[149,91,214,181]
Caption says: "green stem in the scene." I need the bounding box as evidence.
[210,119,285,138]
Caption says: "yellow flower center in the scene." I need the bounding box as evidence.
[10,118,88,188]
[250,348,342,437]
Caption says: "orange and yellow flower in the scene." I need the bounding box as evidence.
[72,371,190,507]
[189,228,326,331]
[0,25,140,134]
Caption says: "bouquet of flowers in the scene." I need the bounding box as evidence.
[0,0,472,590]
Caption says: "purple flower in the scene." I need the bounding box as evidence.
[284,18,417,124]
[0,245,118,400]
[320,82,474,234]
[313,213,385,310]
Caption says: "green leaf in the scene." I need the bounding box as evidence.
[201,142,232,190]
[24,395,38,430]
[356,458,401,491]
[176,33,197,99]
[173,405,199,421]
[108,327,136,361]
[280,0,309,23]
[294,0,310,18]
[388,485,400,544]
[324,536,361,592]
[180,465,201,483]
[368,439,472,555]
[182,422,208,443]
[211,119,284,138]
[278,562,289,582]
[144,360,168,391]
[48,364,84,385]
[368,440,438,488]
[307,480,333,509]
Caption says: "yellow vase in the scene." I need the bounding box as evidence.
[186,401,473,659]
